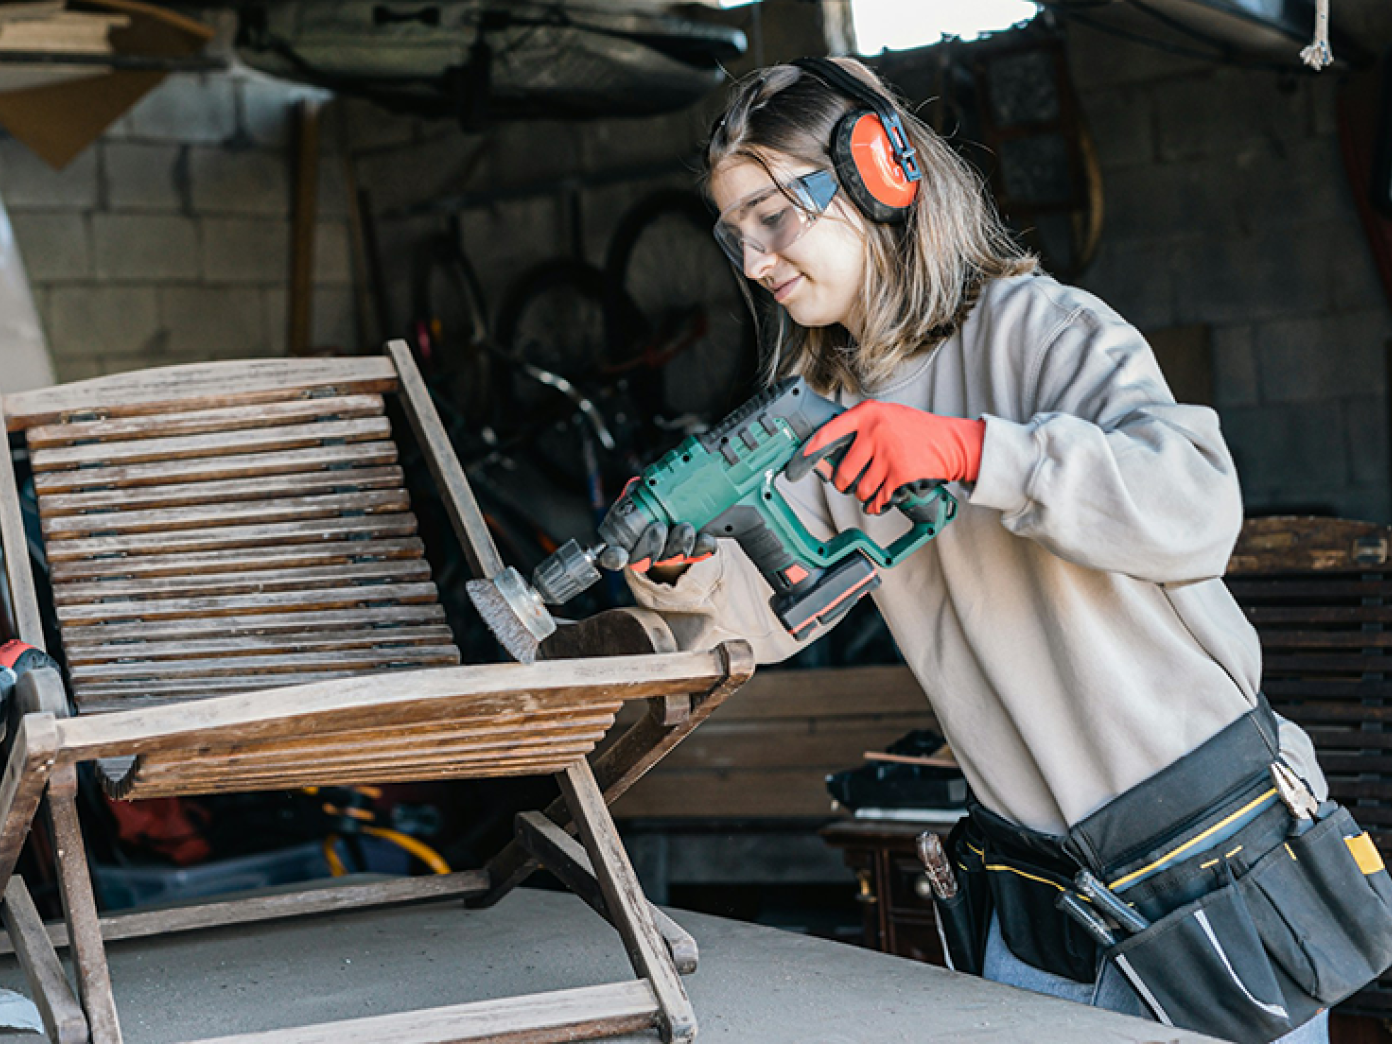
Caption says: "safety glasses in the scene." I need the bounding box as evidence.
[712,169,839,266]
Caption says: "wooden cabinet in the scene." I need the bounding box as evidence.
[821,817,963,967]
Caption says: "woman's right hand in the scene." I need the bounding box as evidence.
[602,520,718,581]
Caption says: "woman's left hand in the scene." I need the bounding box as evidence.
[801,402,986,514]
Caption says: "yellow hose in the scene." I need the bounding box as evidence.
[362,826,451,875]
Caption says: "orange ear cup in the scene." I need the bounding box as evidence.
[848,113,918,208]
[831,109,919,224]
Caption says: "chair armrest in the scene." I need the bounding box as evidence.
[540,608,678,660]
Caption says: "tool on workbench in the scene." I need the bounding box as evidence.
[468,376,958,663]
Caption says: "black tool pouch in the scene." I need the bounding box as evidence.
[931,815,995,976]
[967,803,1098,983]
[1099,804,1392,1044]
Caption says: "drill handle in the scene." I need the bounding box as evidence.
[786,435,954,528]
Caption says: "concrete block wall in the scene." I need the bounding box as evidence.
[0,65,357,384]
[1065,23,1392,522]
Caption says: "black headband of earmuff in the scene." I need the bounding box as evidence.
[791,57,921,184]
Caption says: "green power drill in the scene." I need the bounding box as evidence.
[467,376,958,663]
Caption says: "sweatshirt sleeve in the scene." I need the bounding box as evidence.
[968,299,1243,584]
[625,472,837,664]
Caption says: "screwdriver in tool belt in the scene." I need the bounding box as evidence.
[1055,891,1117,948]
[1074,870,1150,934]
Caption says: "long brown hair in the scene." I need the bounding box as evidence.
[705,58,1036,395]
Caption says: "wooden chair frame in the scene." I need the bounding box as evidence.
[0,343,755,1044]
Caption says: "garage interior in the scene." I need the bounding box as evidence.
[1,0,1392,1041]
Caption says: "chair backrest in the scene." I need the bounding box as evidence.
[1226,516,1392,1017]
[9,357,461,715]
[1,354,573,797]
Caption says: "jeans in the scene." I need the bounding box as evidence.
[982,915,1330,1044]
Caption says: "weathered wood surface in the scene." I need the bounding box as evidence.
[52,650,740,760]
[478,642,756,908]
[25,394,385,448]
[50,537,426,584]
[0,401,43,647]
[388,339,505,582]
[31,418,393,472]
[44,514,420,561]
[40,465,407,516]
[56,582,444,624]
[55,559,433,605]
[1,877,87,1044]
[0,874,491,959]
[49,766,123,1044]
[65,627,457,666]
[516,812,698,976]
[185,981,660,1044]
[0,713,59,893]
[43,490,411,539]
[63,605,446,646]
[1228,515,1390,574]
[34,443,399,495]
[560,759,695,1043]
[4,357,397,430]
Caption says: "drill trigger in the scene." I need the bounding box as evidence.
[784,432,855,484]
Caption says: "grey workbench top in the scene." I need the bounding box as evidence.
[0,886,1214,1043]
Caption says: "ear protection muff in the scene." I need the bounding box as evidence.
[792,57,922,224]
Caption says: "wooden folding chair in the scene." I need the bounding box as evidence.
[0,342,754,1044]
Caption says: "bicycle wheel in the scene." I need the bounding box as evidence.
[410,231,498,430]
[495,258,611,409]
[493,259,627,499]
[604,189,757,425]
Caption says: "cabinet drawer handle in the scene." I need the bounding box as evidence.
[856,870,878,905]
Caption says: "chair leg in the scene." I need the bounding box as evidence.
[515,811,698,975]
[557,759,696,1044]
[48,766,122,1044]
[2,875,87,1043]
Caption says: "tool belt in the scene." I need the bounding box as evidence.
[943,696,1392,1044]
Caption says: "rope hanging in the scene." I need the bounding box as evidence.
[1300,0,1333,71]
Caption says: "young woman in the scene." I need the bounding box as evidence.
[604,57,1392,1044]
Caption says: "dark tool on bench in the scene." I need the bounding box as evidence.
[469,376,958,663]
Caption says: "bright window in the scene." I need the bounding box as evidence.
[851,0,1040,53]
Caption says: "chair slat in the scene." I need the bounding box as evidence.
[141,730,609,779]
[123,757,581,797]
[30,417,392,471]
[42,491,410,539]
[54,560,433,606]
[65,626,457,665]
[50,538,426,583]
[45,514,418,561]
[34,443,399,494]
[69,646,461,682]
[5,356,397,430]
[39,466,407,516]
[25,395,385,448]
[56,583,443,624]
[62,605,447,645]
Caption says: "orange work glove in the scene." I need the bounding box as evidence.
[801,402,986,515]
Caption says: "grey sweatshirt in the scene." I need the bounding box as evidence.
[628,273,1325,835]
